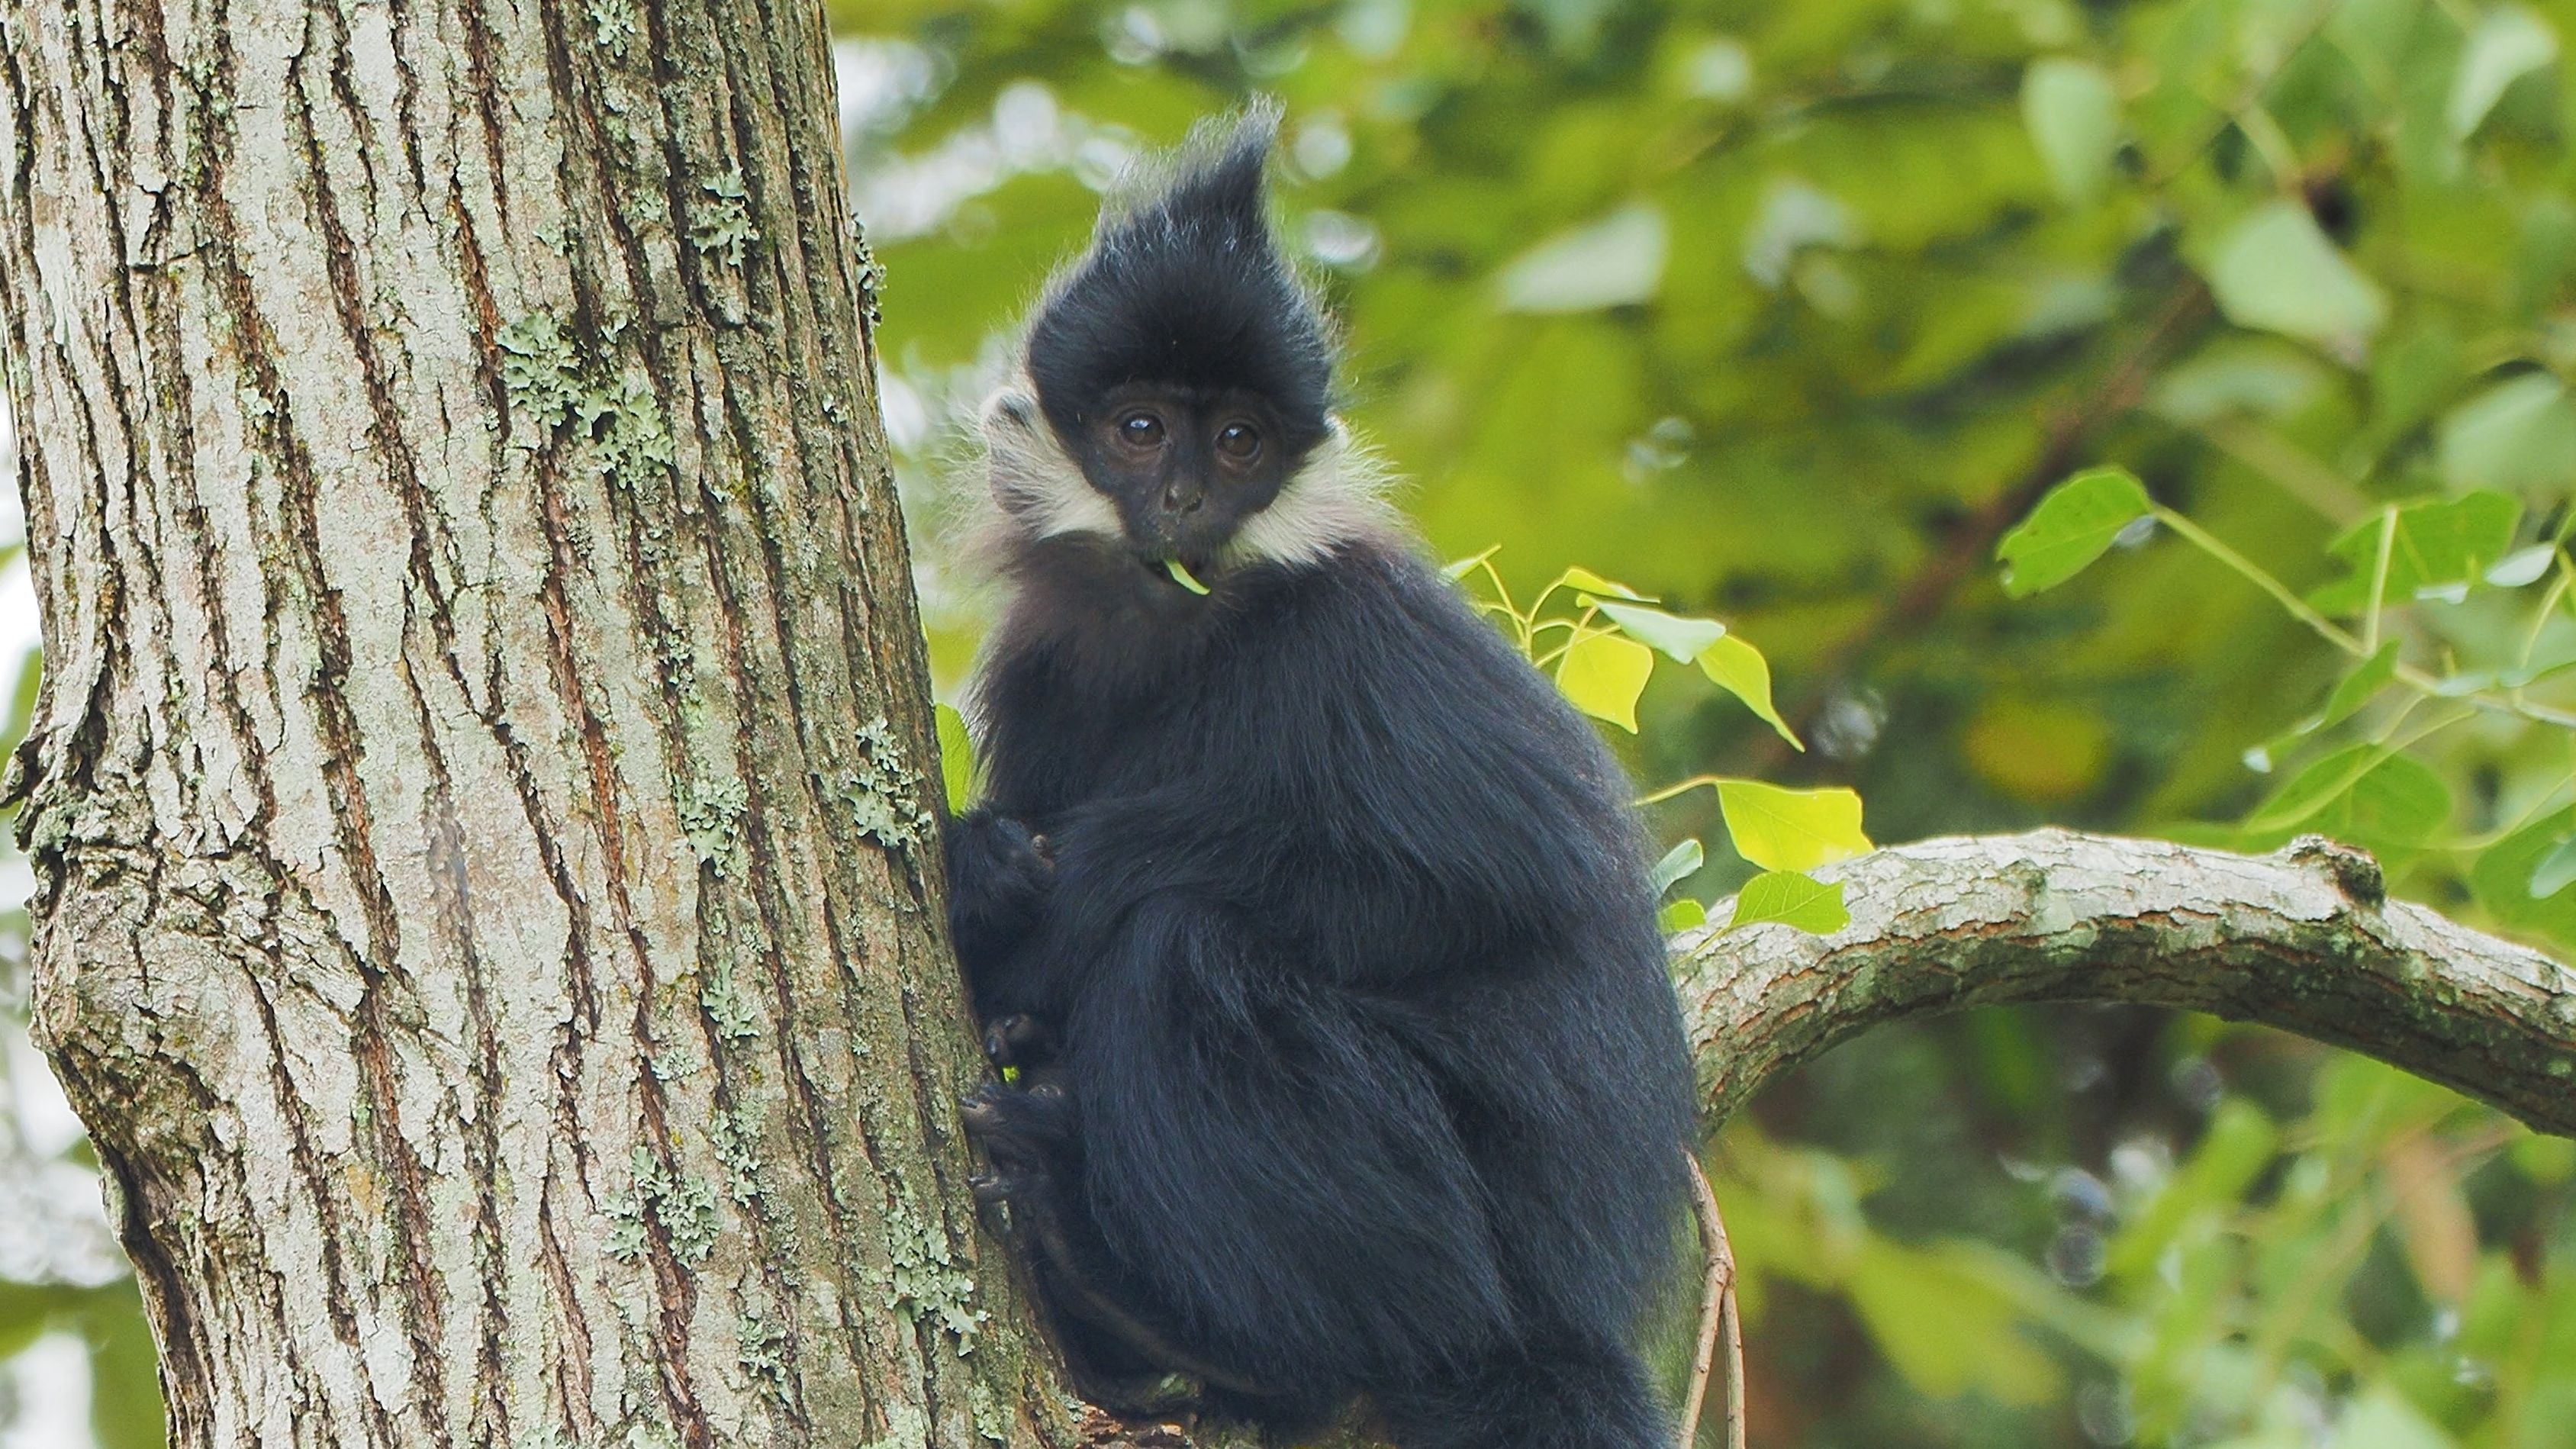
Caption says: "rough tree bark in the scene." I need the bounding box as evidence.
[2,5,2573,1449]
[1676,831,2576,1137]
[0,0,1071,1444]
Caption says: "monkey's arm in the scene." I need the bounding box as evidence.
[1062,890,1513,1385]
[945,809,1056,1018]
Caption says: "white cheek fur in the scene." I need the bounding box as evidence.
[975,378,1402,569]
[1225,419,1402,571]
[978,382,1122,542]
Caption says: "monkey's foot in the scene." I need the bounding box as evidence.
[948,812,1055,895]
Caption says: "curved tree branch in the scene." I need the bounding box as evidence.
[1072,828,2576,1445]
[1673,829,2576,1135]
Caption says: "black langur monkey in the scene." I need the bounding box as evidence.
[945,105,1697,1449]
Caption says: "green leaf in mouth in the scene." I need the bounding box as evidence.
[1164,559,1212,595]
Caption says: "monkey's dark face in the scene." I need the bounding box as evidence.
[977,111,1399,620]
[1069,383,1293,577]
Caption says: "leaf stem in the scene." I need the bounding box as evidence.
[2153,506,2365,654]
[2517,554,2574,675]
[1637,773,1730,808]
[2362,507,2395,655]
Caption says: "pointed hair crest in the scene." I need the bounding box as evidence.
[1022,101,1335,457]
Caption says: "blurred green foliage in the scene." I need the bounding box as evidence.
[841,0,2576,1444]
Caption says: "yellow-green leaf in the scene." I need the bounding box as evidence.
[1699,634,1802,749]
[1441,544,1500,581]
[1556,632,1654,732]
[1595,600,1725,662]
[1728,870,1850,933]
[1659,897,1708,933]
[1996,468,2153,597]
[1716,781,1871,872]
[935,703,977,813]
[1556,565,1648,601]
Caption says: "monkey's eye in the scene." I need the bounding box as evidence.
[1215,422,1261,461]
[1118,412,1167,448]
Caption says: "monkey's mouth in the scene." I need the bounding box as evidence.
[1143,555,1216,596]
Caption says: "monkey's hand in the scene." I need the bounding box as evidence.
[959,1076,1073,1206]
[945,810,1055,971]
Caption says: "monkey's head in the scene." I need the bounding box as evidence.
[976,105,1394,606]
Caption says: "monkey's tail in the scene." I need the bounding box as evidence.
[1369,1334,1671,1449]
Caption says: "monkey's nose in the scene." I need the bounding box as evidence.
[1161,485,1204,514]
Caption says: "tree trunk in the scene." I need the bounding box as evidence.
[0,1,1074,1444]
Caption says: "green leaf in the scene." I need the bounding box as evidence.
[2240,745,2450,859]
[1650,837,1705,895]
[1699,634,1802,749]
[1593,600,1724,662]
[1556,631,1654,732]
[2529,835,2576,899]
[1495,201,1669,313]
[2473,808,2576,944]
[2512,1132,2576,1184]
[2308,491,2521,613]
[2436,374,2576,495]
[2147,340,2327,424]
[2336,1385,2453,1449]
[2487,543,2556,587]
[1996,467,2153,597]
[2238,747,2388,836]
[2316,641,2401,733]
[2449,5,2558,140]
[1728,870,1850,933]
[1715,781,1871,873]
[934,704,976,813]
[2201,199,2388,348]
[2021,57,2121,202]
[1659,897,1708,933]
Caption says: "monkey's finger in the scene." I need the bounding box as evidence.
[958,1085,1010,1132]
